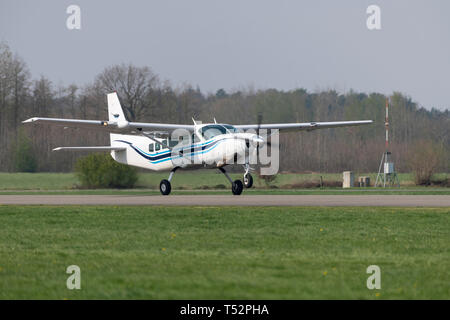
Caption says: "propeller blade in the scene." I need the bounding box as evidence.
[257,112,262,158]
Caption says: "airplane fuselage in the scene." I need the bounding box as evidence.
[110,130,249,171]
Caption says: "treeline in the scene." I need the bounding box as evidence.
[0,43,448,173]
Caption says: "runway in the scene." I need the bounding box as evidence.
[0,195,449,207]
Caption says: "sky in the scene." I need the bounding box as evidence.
[1,0,449,110]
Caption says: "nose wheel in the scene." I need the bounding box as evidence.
[243,173,253,188]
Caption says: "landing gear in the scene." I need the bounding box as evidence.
[232,180,243,195]
[159,167,178,195]
[243,163,253,188]
[243,173,253,188]
[160,179,171,195]
[161,166,249,196]
[219,167,243,195]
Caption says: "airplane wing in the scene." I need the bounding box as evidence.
[22,117,194,133]
[23,92,371,135]
[234,120,373,132]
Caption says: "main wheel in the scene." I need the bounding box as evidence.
[243,173,253,188]
[231,180,243,195]
[160,179,171,195]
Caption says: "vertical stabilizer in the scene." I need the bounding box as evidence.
[107,92,128,148]
[107,92,126,121]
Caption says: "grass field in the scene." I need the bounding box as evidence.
[0,205,448,299]
[1,172,447,190]
[0,172,448,195]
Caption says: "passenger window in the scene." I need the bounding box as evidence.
[149,144,154,152]
[155,143,161,151]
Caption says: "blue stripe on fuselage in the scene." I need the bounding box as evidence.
[113,138,225,163]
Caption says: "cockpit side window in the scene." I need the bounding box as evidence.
[223,124,239,133]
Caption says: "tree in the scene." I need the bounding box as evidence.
[14,128,37,172]
[215,88,227,98]
[94,63,160,121]
[0,42,31,171]
[33,76,53,116]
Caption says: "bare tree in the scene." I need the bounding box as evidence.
[94,63,160,121]
[32,76,53,116]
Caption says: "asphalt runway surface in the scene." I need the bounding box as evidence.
[0,195,449,207]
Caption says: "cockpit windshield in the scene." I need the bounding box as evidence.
[200,125,226,140]
[199,124,238,140]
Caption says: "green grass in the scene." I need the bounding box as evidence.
[0,172,423,190]
[0,172,448,192]
[0,173,79,190]
[0,205,448,299]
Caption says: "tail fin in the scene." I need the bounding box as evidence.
[107,92,126,121]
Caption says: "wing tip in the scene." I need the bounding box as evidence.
[22,117,37,124]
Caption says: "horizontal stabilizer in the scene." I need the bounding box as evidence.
[52,146,126,152]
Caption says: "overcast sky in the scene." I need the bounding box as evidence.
[1,0,449,110]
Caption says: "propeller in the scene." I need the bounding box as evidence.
[255,112,276,147]
[256,111,278,149]
[257,112,263,156]
[243,111,279,166]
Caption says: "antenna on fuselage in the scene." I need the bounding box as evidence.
[192,117,197,126]
[214,118,217,124]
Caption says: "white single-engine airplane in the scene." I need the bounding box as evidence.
[23,92,372,195]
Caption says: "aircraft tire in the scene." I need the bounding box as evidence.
[243,173,253,188]
[160,179,171,195]
[231,180,243,195]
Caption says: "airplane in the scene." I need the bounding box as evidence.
[23,92,373,195]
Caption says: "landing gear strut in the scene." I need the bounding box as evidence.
[159,167,178,195]
[219,167,243,195]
